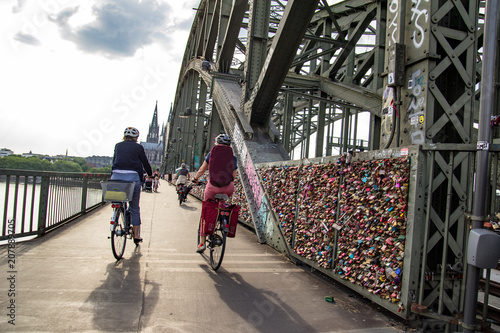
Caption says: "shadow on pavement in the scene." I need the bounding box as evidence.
[201,265,317,332]
[81,246,160,331]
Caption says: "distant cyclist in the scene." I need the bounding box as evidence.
[175,163,190,192]
[111,127,152,243]
[193,133,237,253]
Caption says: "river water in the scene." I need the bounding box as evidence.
[0,181,103,237]
[0,182,40,236]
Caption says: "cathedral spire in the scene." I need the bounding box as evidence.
[147,101,159,143]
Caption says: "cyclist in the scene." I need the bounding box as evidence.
[111,127,152,243]
[192,133,237,253]
[174,163,190,192]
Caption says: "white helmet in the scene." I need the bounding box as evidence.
[124,127,139,138]
[216,133,231,145]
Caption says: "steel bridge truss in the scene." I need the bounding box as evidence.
[162,0,499,330]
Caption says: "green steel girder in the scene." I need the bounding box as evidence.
[202,0,218,61]
[217,0,248,73]
[323,4,377,80]
[243,0,320,125]
[163,1,496,327]
[241,0,271,108]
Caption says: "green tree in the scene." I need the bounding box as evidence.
[72,157,90,172]
[24,157,53,171]
[0,155,53,171]
[53,160,83,172]
[89,166,112,174]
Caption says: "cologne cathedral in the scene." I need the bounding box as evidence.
[141,101,164,168]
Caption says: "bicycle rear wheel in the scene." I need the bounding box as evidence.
[209,219,226,270]
[111,206,127,260]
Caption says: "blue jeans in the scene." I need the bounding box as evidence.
[110,172,142,226]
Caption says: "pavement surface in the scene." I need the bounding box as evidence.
[0,179,410,333]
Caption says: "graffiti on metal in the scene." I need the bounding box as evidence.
[232,126,247,166]
[410,0,429,49]
[407,68,426,144]
[245,154,263,210]
[260,196,272,237]
[387,0,399,47]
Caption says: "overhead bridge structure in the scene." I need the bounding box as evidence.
[162,0,500,331]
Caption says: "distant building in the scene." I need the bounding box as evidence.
[22,151,43,158]
[141,101,164,167]
[86,156,112,168]
[0,148,13,157]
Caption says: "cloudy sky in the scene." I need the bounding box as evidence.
[1,0,199,157]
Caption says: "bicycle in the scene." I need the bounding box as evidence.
[197,193,233,271]
[101,180,140,260]
[177,182,193,205]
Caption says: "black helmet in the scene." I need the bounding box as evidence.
[216,133,231,145]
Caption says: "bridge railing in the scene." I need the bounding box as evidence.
[0,169,109,241]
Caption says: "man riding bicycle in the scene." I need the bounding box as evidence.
[174,163,190,192]
[192,133,238,253]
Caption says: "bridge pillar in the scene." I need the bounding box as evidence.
[381,0,481,328]
[241,0,271,121]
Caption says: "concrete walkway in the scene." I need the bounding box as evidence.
[0,180,409,332]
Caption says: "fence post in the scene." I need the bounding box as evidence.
[37,176,50,236]
[81,174,88,214]
[2,175,11,236]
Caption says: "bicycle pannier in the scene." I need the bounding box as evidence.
[200,200,218,235]
[226,205,240,238]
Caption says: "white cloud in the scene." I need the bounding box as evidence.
[11,0,28,14]
[49,0,193,59]
[1,0,198,157]
[13,31,41,46]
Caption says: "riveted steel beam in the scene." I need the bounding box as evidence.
[243,0,320,125]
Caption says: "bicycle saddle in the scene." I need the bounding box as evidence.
[213,193,229,201]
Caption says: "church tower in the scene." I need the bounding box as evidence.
[147,101,159,143]
[141,101,163,167]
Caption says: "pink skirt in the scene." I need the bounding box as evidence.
[203,181,234,201]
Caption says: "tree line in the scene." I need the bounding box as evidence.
[0,155,111,174]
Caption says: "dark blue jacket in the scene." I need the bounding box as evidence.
[112,140,152,181]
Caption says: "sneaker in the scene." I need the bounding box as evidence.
[196,243,206,253]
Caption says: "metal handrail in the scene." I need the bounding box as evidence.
[0,168,110,241]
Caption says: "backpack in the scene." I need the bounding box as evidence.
[208,144,234,187]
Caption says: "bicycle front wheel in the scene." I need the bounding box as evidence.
[209,220,226,270]
[111,206,127,260]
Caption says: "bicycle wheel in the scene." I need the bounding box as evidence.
[209,219,226,270]
[111,205,127,260]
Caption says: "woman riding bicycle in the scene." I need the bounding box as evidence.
[192,133,238,253]
[111,127,152,243]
